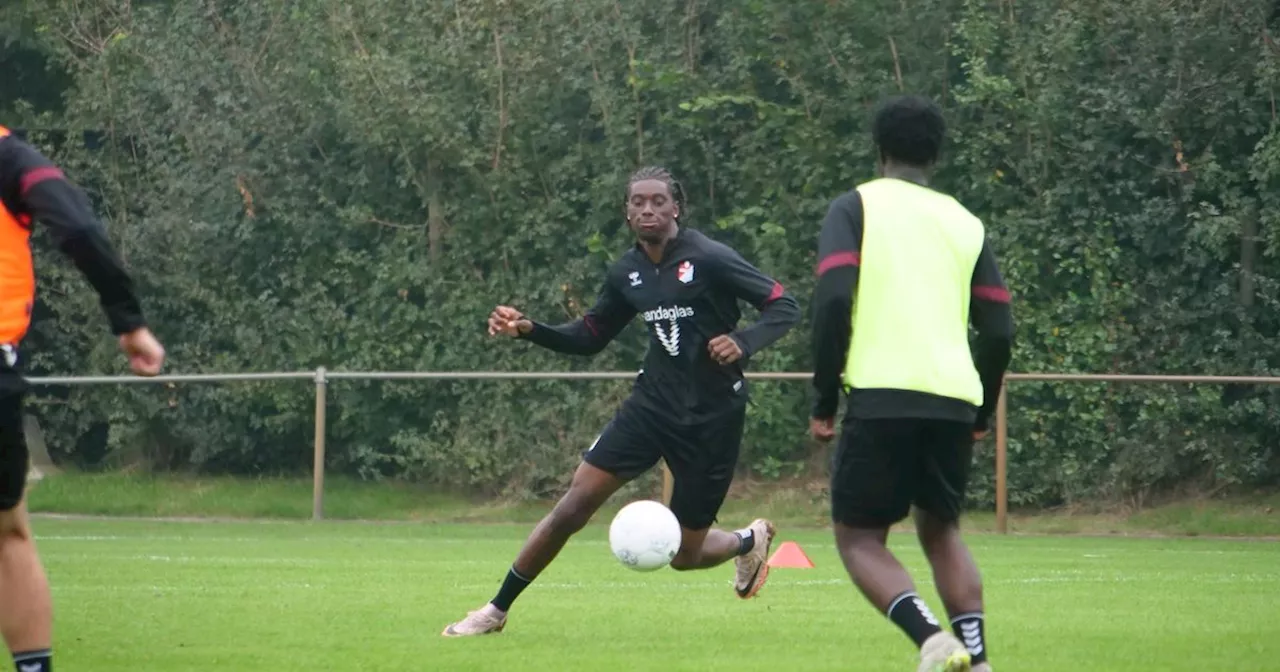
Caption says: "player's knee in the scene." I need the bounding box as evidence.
[0,504,32,542]
[914,508,960,554]
[547,498,595,535]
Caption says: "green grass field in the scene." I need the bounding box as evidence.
[26,472,1280,537]
[32,515,1280,671]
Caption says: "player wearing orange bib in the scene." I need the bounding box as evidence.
[0,126,165,672]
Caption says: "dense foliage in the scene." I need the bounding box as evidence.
[2,0,1278,507]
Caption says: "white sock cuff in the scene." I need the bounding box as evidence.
[950,612,984,624]
[13,650,51,663]
[886,591,919,617]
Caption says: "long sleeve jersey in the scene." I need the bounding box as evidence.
[522,228,801,424]
[0,130,145,340]
[810,184,1014,432]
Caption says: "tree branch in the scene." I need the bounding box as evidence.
[367,216,422,231]
[888,36,904,92]
[492,26,507,171]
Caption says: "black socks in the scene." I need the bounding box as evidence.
[13,649,51,672]
[951,612,987,664]
[886,591,943,647]
[490,567,533,612]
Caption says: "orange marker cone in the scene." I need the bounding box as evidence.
[767,541,815,568]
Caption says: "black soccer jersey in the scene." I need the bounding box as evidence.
[521,228,800,424]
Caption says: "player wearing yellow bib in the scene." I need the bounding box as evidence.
[809,96,1014,672]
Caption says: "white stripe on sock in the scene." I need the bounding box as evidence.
[950,611,984,624]
[886,591,918,617]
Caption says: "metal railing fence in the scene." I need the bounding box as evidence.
[27,370,1280,531]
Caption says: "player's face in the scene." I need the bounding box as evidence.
[627,179,679,244]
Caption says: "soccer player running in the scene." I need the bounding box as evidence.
[443,166,802,637]
[0,126,165,672]
[809,96,1014,672]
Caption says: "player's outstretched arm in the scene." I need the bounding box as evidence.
[708,242,800,361]
[489,279,635,357]
[810,192,863,433]
[3,136,164,376]
[969,237,1014,435]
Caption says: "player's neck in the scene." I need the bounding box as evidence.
[639,226,679,263]
[880,162,931,187]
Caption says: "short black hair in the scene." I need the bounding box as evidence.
[871,95,946,167]
[627,165,686,212]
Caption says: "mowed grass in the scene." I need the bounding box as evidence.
[27,471,1280,537]
[34,517,1280,671]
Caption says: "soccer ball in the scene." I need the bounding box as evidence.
[608,500,682,572]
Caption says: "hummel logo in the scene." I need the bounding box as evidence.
[628,271,641,287]
[960,622,983,654]
[19,663,41,672]
[912,597,940,626]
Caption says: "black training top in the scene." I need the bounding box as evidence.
[0,132,146,336]
[521,228,800,424]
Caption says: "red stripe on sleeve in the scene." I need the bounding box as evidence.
[19,166,65,196]
[972,286,1011,303]
[764,281,784,304]
[583,315,600,337]
[816,251,860,276]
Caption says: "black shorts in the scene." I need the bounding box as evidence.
[0,349,28,511]
[830,417,973,528]
[583,399,745,530]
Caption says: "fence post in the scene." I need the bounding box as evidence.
[312,366,327,521]
[995,382,1008,535]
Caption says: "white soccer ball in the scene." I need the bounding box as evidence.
[608,500,682,572]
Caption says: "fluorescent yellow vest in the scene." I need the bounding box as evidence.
[843,178,986,407]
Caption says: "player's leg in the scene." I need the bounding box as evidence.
[442,408,656,637]
[0,370,53,672]
[505,461,625,587]
[913,421,988,670]
[830,418,970,672]
[664,455,745,572]
[0,503,51,672]
[663,405,775,597]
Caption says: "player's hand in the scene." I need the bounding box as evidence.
[810,416,835,442]
[973,430,990,441]
[118,327,165,376]
[488,305,532,337]
[707,334,744,365]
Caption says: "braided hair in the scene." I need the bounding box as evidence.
[627,165,686,215]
